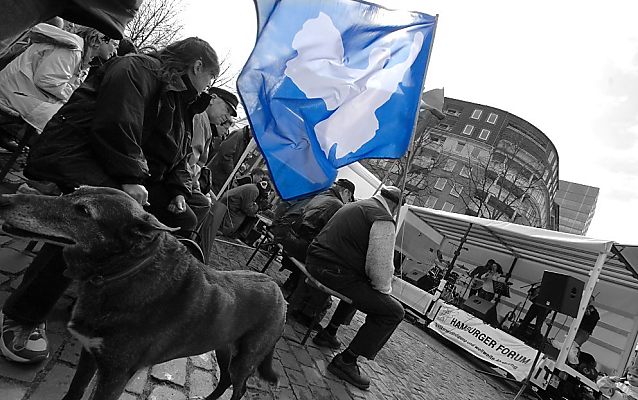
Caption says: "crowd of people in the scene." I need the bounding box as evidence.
[0,19,408,392]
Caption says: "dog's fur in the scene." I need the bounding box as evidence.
[0,187,286,400]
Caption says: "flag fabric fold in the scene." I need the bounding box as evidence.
[239,0,437,200]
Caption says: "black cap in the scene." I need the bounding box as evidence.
[209,87,238,116]
[381,186,404,205]
[335,178,356,197]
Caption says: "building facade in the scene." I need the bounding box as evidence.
[362,97,560,229]
[554,180,599,235]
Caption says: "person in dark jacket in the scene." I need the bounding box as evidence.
[218,170,270,237]
[207,125,251,196]
[282,179,356,325]
[0,37,220,364]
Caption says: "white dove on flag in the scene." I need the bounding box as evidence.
[285,12,424,159]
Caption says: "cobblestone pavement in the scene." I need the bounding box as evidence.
[0,230,525,400]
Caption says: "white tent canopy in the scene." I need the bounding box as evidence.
[395,204,638,374]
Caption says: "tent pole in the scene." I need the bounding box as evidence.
[444,223,472,280]
[555,248,610,369]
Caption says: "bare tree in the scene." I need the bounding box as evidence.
[448,133,545,225]
[125,0,184,51]
[361,113,448,206]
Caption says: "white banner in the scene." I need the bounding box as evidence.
[428,302,537,381]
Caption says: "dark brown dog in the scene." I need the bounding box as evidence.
[0,186,286,400]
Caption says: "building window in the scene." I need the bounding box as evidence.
[462,124,474,135]
[445,108,461,117]
[442,202,455,212]
[443,159,457,172]
[460,166,470,178]
[437,123,452,131]
[424,195,437,208]
[487,112,498,124]
[470,147,481,158]
[450,184,463,197]
[479,129,490,140]
[434,178,447,191]
[455,142,466,153]
[471,109,482,119]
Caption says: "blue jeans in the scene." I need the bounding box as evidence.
[307,262,404,360]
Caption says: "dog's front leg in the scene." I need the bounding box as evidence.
[61,348,97,400]
[90,366,135,400]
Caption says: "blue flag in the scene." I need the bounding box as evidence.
[239,0,437,200]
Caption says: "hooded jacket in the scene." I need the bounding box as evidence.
[0,23,86,131]
[25,53,198,198]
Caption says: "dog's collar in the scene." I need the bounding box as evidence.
[87,236,162,287]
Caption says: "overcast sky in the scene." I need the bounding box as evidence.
[183,0,638,244]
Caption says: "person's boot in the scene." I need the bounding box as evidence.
[312,327,341,349]
[327,353,370,390]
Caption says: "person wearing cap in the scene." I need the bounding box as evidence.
[218,169,270,238]
[282,179,356,321]
[304,186,406,390]
[187,87,237,220]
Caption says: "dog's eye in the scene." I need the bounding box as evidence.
[74,204,92,217]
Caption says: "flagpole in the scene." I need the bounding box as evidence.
[395,14,439,208]
[213,138,257,200]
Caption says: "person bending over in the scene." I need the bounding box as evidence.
[0,37,220,364]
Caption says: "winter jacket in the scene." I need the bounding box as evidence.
[219,183,260,236]
[295,187,344,239]
[25,54,200,198]
[189,112,213,191]
[207,126,251,193]
[0,24,86,131]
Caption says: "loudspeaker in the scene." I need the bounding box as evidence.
[462,296,497,325]
[534,271,584,317]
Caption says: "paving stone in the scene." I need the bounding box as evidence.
[301,365,328,388]
[290,347,314,367]
[325,379,353,400]
[0,380,27,400]
[148,385,186,400]
[272,387,295,399]
[29,363,75,400]
[151,358,187,386]
[309,384,334,400]
[0,248,32,274]
[188,368,213,399]
[190,352,213,370]
[278,350,301,371]
[283,367,307,387]
[290,383,314,400]
[59,338,82,364]
[126,367,149,394]
[272,358,290,389]
[118,393,137,400]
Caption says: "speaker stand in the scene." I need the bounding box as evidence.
[512,309,557,400]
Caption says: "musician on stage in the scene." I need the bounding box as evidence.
[468,259,503,300]
[513,284,549,345]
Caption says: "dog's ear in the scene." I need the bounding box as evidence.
[134,213,180,235]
